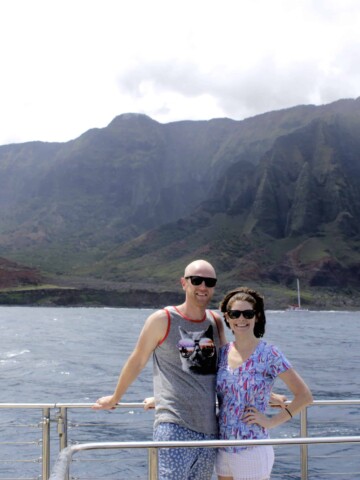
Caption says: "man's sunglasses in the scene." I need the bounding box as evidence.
[185,276,217,288]
[227,309,256,320]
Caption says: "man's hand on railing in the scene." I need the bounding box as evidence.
[92,395,118,410]
[143,396,155,410]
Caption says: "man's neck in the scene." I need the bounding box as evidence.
[175,302,208,321]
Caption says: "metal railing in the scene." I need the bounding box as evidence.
[1,400,359,480]
[50,435,360,480]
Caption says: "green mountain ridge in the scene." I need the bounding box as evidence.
[1,98,360,308]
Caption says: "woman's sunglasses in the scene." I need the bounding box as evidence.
[185,276,217,288]
[227,309,256,320]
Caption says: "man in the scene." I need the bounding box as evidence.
[93,259,226,480]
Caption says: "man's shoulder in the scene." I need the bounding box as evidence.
[207,308,221,319]
[141,309,170,341]
[207,309,222,325]
[207,309,226,345]
[147,308,170,322]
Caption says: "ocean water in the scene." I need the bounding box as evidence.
[0,307,359,479]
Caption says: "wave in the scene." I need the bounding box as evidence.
[5,349,30,358]
[0,350,30,363]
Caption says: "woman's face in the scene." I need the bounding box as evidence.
[225,300,257,336]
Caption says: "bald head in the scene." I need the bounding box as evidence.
[184,260,216,279]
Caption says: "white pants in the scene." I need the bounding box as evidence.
[215,446,274,480]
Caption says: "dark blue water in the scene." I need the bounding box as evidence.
[0,307,359,479]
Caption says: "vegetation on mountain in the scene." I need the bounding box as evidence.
[1,98,360,308]
[0,257,43,289]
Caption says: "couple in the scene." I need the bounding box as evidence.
[92,260,312,480]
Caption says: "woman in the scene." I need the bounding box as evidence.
[216,287,313,480]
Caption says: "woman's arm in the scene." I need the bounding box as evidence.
[269,391,287,408]
[244,368,313,429]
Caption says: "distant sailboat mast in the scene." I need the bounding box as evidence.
[297,278,301,309]
[286,278,308,311]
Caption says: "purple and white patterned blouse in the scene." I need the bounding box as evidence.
[216,340,292,452]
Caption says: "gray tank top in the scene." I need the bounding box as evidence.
[153,306,220,435]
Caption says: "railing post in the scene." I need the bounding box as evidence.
[57,407,69,480]
[42,408,51,480]
[57,407,68,451]
[148,447,158,480]
[300,407,308,480]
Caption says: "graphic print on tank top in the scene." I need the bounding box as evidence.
[176,324,217,375]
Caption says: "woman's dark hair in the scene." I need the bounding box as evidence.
[219,286,266,338]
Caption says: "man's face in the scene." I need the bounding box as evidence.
[182,273,217,307]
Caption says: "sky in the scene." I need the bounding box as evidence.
[1,0,360,146]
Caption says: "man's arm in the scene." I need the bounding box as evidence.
[92,309,168,410]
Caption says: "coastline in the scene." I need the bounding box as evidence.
[0,284,359,310]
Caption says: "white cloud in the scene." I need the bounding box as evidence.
[0,0,360,145]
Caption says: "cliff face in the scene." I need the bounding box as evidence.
[213,116,360,287]
[252,118,360,239]
[212,116,360,237]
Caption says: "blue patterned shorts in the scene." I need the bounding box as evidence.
[153,422,216,480]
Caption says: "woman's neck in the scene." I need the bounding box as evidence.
[233,335,259,354]
[229,336,260,368]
